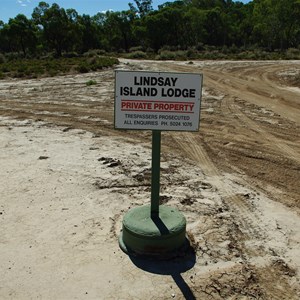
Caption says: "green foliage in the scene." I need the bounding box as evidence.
[62,52,79,58]
[126,51,147,59]
[129,0,153,17]
[129,46,144,52]
[0,56,118,79]
[86,80,97,86]
[83,49,107,57]
[286,48,300,59]
[156,50,176,60]
[156,50,189,60]
[76,64,89,73]
[0,0,300,60]
[0,53,6,63]
[253,0,300,50]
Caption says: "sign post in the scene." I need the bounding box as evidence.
[151,130,161,218]
[116,70,203,257]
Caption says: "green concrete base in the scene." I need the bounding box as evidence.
[119,205,186,256]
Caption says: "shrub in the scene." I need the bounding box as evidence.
[129,46,144,53]
[88,57,98,65]
[63,52,80,58]
[86,80,97,86]
[48,69,59,77]
[186,48,198,59]
[158,46,172,53]
[286,48,300,59]
[229,44,239,54]
[17,64,28,73]
[97,49,107,56]
[76,64,90,73]
[146,47,155,53]
[195,43,204,51]
[156,50,177,60]
[0,55,118,78]
[5,52,24,61]
[84,49,107,57]
[174,50,188,60]
[30,65,45,75]
[221,45,229,54]
[95,56,119,67]
[126,51,147,59]
[0,65,10,73]
[0,53,6,64]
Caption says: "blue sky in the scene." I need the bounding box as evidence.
[0,0,250,23]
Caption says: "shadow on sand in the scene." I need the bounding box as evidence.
[129,240,197,300]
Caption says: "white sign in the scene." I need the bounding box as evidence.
[114,70,202,131]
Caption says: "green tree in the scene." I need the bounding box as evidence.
[3,14,37,55]
[129,0,153,17]
[99,10,135,52]
[79,14,101,52]
[0,22,10,53]
[141,2,189,50]
[253,0,300,50]
[204,7,225,46]
[184,7,208,46]
[32,2,81,56]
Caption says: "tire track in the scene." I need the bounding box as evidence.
[170,131,298,300]
[171,132,266,241]
[222,96,300,164]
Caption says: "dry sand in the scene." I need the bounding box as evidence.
[0,59,300,299]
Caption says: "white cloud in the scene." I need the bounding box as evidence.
[16,0,31,5]
[16,0,31,7]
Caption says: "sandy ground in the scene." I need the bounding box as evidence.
[0,59,300,299]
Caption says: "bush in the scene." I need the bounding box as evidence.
[0,53,6,64]
[129,46,144,53]
[5,52,24,61]
[29,65,45,75]
[126,51,147,59]
[86,80,97,86]
[229,44,239,54]
[156,50,177,60]
[76,64,90,73]
[286,48,300,59]
[0,55,119,79]
[0,65,10,73]
[195,43,204,51]
[146,47,155,53]
[186,48,199,59]
[63,52,80,58]
[48,69,59,77]
[84,49,107,57]
[156,50,189,60]
[88,57,98,65]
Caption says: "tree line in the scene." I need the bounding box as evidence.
[0,0,300,58]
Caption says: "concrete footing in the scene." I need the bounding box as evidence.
[119,205,186,256]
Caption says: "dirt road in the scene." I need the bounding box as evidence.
[0,60,299,299]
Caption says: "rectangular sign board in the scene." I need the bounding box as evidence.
[115,70,202,131]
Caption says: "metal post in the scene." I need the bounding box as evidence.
[151,130,161,218]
